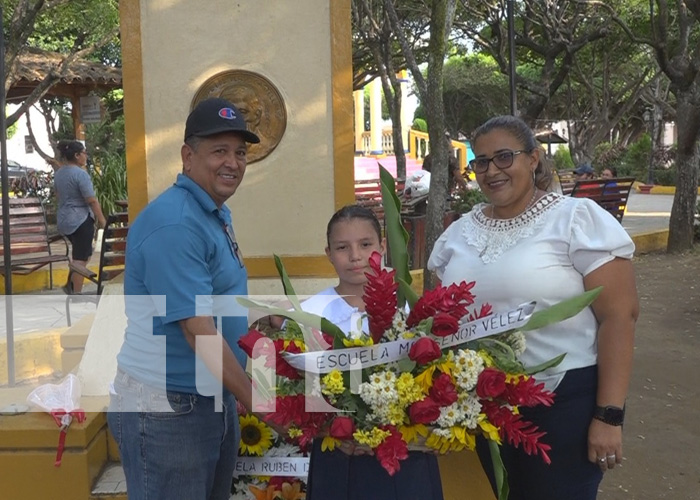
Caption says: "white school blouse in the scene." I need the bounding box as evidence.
[428,192,635,391]
[300,287,367,337]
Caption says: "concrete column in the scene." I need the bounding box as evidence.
[369,77,383,155]
[354,89,365,154]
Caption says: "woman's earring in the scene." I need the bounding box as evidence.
[532,170,536,183]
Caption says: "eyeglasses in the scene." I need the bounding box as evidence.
[222,223,244,268]
[469,150,527,174]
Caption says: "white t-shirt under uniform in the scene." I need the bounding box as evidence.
[428,192,635,391]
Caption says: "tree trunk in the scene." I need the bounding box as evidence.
[667,88,700,252]
[422,0,453,291]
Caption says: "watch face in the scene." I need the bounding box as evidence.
[598,406,625,425]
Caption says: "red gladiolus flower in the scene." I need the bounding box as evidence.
[329,416,356,440]
[375,426,409,476]
[272,339,303,380]
[429,373,459,406]
[363,251,398,342]
[238,329,267,358]
[408,337,442,365]
[431,312,459,337]
[406,280,477,327]
[476,368,507,399]
[504,376,555,407]
[408,397,441,424]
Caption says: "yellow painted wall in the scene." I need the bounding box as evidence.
[121,0,354,279]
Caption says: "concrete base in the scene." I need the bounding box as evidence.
[0,411,109,500]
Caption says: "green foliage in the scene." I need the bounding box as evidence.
[441,54,509,134]
[653,165,676,186]
[26,0,120,65]
[89,152,127,216]
[450,187,487,214]
[412,118,428,132]
[552,147,575,170]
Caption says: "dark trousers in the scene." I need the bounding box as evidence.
[476,365,603,500]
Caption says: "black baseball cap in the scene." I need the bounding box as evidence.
[184,97,260,143]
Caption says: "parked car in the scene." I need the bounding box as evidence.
[4,160,36,180]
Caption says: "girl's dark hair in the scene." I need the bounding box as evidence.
[604,166,618,176]
[57,140,85,163]
[472,115,553,191]
[326,204,382,247]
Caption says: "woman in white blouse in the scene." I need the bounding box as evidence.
[428,116,639,500]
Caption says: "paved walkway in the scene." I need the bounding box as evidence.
[621,191,673,235]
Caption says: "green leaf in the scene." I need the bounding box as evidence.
[488,440,510,500]
[396,358,417,373]
[523,353,567,375]
[521,287,603,332]
[398,277,419,308]
[379,164,412,305]
[274,254,302,311]
[236,297,347,348]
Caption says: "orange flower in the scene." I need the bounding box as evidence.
[249,484,279,500]
[279,481,306,500]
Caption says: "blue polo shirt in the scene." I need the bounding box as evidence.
[117,174,249,394]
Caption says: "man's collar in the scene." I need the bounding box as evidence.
[175,173,230,218]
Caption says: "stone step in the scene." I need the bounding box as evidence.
[90,462,127,500]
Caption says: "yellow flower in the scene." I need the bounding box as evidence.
[387,403,406,425]
[437,352,456,376]
[479,420,501,443]
[239,414,274,456]
[414,365,437,393]
[396,372,423,405]
[342,336,374,347]
[283,339,307,352]
[399,423,429,444]
[288,427,303,439]
[425,427,475,454]
[353,427,391,448]
[478,349,495,367]
[321,436,341,451]
[321,370,345,395]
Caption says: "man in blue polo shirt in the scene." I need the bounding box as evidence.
[108,97,260,500]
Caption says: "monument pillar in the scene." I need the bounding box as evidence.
[120,0,354,292]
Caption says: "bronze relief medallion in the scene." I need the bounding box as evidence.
[192,70,287,163]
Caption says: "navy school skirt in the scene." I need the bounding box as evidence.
[307,438,444,500]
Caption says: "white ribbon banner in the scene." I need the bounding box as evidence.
[233,456,310,477]
[283,301,536,374]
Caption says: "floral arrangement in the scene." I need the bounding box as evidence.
[237,166,600,500]
[232,405,307,500]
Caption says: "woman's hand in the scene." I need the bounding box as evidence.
[588,419,623,471]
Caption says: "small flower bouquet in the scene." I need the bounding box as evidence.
[232,405,308,500]
[238,166,600,500]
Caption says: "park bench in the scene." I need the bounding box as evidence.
[556,169,576,195]
[354,177,405,224]
[0,197,69,289]
[65,211,129,325]
[569,177,635,222]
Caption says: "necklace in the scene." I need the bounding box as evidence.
[481,188,540,258]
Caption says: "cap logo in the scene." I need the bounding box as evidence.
[218,107,237,120]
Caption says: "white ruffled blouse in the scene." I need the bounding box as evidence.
[428,192,635,391]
